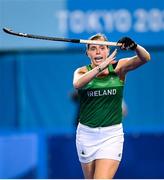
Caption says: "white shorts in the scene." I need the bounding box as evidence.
[76,123,124,163]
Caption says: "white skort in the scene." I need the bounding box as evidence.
[76,123,124,163]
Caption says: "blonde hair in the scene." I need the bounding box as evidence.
[87,33,109,49]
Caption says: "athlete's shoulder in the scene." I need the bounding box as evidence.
[114,58,129,70]
[74,65,88,74]
[114,58,129,81]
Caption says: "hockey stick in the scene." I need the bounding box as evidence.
[3,27,121,47]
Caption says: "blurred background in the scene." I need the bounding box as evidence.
[0,0,164,178]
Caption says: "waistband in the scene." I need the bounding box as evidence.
[77,122,123,133]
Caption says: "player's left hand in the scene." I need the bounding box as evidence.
[117,37,137,50]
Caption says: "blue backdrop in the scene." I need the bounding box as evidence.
[0,48,164,133]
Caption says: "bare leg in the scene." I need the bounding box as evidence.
[81,160,95,179]
[94,159,120,179]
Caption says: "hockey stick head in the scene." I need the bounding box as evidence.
[3,27,12,34]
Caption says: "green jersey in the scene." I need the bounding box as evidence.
[78,64,124,127]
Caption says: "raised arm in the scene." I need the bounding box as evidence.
[73,49,117,89]
[115,37,151,79]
